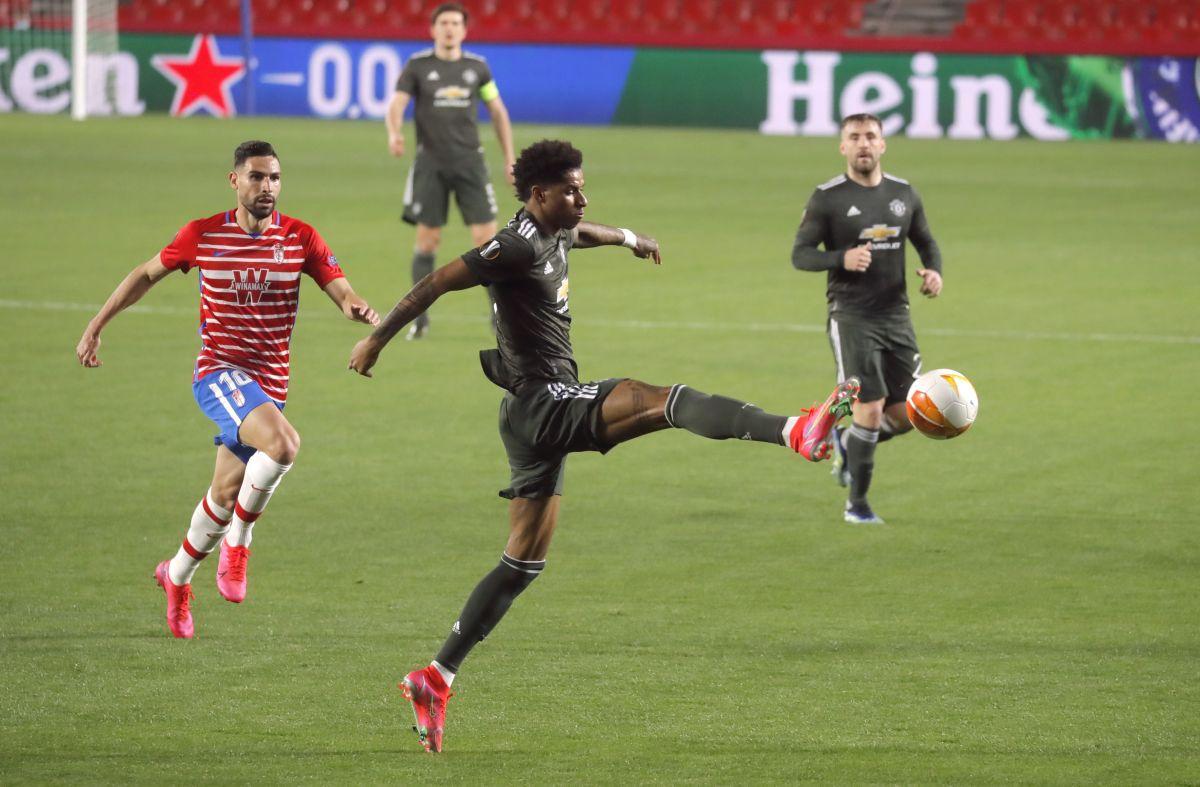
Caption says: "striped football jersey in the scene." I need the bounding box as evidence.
[160,210,345,402]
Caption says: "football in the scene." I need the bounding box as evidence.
[906,368,979,439]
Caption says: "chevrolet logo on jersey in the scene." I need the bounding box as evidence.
[859,224,901,242]
[434,86,471,101]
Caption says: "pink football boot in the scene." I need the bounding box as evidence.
[788,377,861,461]
[153,560,195,639]
[216,541,250,603]
[400,666,453,753]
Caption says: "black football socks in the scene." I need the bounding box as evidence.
[846,423,879,506]
[664,384,789,445]
[410,250,435,329]
[434,553,545,672]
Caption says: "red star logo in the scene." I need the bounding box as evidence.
[152,35,245,118]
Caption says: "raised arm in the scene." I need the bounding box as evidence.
[572,221,661,264]
[485,95,516,186]
[322,277,379,326]
[76,254,172,367]
[386,90,412,158]
[348,258,481,377]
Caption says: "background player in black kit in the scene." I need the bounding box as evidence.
[792,113,944,525]
[385,2,516,339]
[349,140,860,753]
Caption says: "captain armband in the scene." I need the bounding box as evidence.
[479,81,500,102]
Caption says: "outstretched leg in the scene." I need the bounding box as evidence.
[597,378,859,460]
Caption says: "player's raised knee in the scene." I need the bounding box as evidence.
[264,427,301,465]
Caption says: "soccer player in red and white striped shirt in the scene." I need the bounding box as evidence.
[76,141,379,639]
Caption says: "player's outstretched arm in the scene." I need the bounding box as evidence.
[76,255,172,368]
[348,258,480,377]
[572,222,661,264]
[322,278,380,326]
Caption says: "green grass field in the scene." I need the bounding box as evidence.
[2,113,1198,783]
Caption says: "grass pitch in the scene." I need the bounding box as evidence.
[1,113,1198,783]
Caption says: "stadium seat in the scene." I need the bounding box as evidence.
[110,0,1197,53]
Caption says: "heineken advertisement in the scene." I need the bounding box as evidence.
[1,31,1196,142]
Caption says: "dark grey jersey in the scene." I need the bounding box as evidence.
[394,50,496,163]
[462,210,578,389]
[792,172,942,317]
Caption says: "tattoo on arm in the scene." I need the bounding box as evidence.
[372,275,436,343]
[574,222,624,249]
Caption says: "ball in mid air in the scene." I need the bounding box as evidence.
[906,368,979,439]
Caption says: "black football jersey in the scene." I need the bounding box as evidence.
[462,210,578,389]
[792,172,942,316]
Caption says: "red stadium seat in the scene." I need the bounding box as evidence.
[109,0,1197,53]
[642,0,682,31]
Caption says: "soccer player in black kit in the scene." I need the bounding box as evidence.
[349,140,860,753]
[792,113,945,525]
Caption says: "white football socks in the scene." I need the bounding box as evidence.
[168,489,232,586]
[782,416,801,444]
[226,451,292,548]
[431,660,456,687]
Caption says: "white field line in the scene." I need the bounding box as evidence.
[5,298,1199,346]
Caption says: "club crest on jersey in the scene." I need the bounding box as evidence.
[273,242,285,263]
[463,69,478,84]
[232,268,271,306]
[480,239,501,260]
[889,199,907,217]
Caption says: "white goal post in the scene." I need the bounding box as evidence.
[2,0,118,118]
[71,0,117,119]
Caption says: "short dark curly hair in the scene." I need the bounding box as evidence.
[512,140,583,201]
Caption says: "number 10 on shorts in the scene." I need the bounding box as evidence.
[211,369,253,408]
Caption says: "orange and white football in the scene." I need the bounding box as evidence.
[906,368,979,440]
